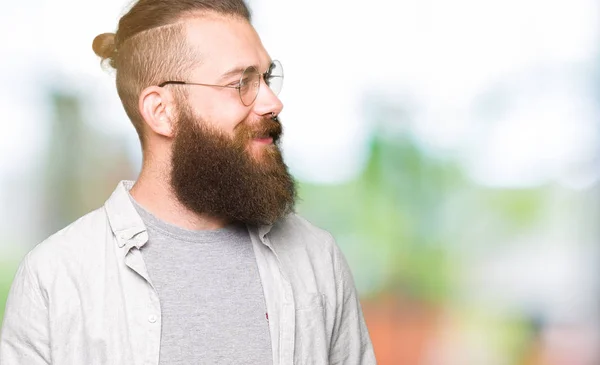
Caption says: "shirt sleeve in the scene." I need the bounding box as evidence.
[329,237,377,364]
[0,252,52,364]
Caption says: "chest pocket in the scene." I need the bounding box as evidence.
[294,293,328,365]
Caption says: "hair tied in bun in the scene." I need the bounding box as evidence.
[92,32,117,68]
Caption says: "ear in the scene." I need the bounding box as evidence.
[138,86,176,138]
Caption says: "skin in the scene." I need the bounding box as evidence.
[130,13,284,231]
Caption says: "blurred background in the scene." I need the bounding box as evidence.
[1,0,599,364]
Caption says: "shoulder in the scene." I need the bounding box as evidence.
[270,213,337,253]
[25,207,110,277]
[268,213,350,281]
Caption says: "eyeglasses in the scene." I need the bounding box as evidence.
[158,60,283,106]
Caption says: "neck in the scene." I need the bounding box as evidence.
[130,161,230,231]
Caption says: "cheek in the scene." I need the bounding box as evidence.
[222,109,253,139]
[193,101,250,136]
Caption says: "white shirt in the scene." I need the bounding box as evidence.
[0,181,376,364]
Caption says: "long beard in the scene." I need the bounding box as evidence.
[169,104,296,226]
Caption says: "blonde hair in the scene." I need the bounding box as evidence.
[92,0,252,147]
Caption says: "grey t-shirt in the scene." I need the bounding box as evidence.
[131,198,272,365]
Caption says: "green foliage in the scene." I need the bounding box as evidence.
[479,188,547,228]
[297,134,463,303]
[297,131,546,305]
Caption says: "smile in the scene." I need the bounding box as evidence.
[253,137,273,144]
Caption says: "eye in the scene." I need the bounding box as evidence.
[240,76,252,86]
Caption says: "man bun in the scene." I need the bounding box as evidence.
[92,32,117,68]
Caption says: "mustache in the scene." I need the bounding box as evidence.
[243,116,283,143]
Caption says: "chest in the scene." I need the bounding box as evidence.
[140,233,272,365]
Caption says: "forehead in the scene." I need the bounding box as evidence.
[183,15,271,77]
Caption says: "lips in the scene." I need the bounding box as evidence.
[253,136,274,144]
[252,131,275,144]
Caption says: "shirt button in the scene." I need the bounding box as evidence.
[148,315,157,323]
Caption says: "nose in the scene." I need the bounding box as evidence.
[252,77,283,118]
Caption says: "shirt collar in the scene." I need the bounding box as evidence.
[104,180,148,249]
[104,180,274,248]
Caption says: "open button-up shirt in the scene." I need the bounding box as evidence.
[0,181,376,364]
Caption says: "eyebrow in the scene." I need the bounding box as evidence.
[219,66,249,81]
[218,60,274,81]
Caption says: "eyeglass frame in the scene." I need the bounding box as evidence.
[157,60,283,106]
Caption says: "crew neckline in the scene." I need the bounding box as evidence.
[128,193,247,244]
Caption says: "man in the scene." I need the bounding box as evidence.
[0,0,375,364]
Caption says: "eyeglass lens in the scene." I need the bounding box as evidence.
[239,60,284,106]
